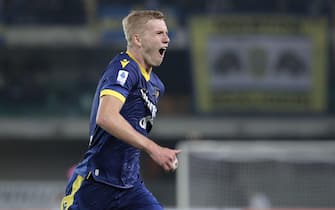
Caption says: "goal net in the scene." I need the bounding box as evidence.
[176,140,335,209]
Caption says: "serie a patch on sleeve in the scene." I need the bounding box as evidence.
[117,70,129,86]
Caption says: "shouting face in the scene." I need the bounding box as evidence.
[138,19,170,68]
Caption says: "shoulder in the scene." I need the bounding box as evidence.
[107,52,140,75]
[100,52,141,86]
[99,52,141,90]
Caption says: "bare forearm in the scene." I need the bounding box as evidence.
[96,95,180,171]
[96,112,158,153]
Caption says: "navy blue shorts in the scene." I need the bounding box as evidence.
[61,173,163,210]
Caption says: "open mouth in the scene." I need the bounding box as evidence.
[159,47,167,56]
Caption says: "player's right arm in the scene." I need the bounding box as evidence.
[96,94,181,172]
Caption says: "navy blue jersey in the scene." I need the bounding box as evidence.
[74,51,165,188]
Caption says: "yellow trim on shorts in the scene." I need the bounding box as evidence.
[60,175,85,210]
[100,89,126,103]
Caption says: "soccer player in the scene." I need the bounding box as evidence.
[60,10,181,210]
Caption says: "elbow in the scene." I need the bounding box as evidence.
[96,113,108,128]
[96,111,118,131]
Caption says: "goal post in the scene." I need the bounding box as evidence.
[176,140,335,209]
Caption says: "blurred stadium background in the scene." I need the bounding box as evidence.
[1,0,335,209]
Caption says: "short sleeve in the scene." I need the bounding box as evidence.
[99,62,138,102]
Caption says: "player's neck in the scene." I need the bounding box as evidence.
[126,48,152,74]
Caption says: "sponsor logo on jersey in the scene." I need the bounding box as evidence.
[117,70,129,86]
[140,89,157,118]
[139,116,153,131]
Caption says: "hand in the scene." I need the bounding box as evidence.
[149,144,182,172]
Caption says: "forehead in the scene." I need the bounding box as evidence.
[143,19,168,31]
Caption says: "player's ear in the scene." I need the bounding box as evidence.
[132,34,142,47]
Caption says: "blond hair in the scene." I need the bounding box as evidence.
[122,10,165,46]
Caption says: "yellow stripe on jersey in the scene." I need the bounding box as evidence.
[60,175,84,210]
[126,51,151,81]
[100,89,126,103]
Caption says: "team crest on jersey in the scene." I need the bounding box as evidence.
[117,70,129,86]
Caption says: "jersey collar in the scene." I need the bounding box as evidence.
[126,51,151,81]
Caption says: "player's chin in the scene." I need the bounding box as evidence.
[152,58,164,67]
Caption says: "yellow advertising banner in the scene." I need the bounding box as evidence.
[190,16,327,113]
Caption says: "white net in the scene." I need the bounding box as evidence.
[176,140,335,209]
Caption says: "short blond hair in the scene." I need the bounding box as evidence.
[122,10,165,46]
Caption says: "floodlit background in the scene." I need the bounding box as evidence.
[1,0,335,209]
